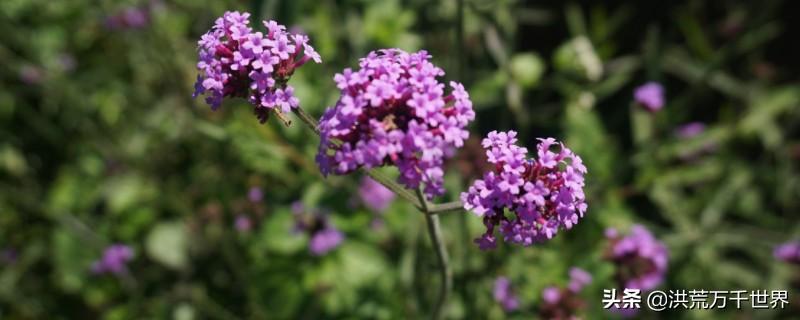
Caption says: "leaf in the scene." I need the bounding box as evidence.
[146,221,189,270]
[509,52,545,88]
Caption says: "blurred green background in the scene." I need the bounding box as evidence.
[1,0,799,319]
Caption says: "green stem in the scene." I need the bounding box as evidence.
[291,107,320,134]
[428,201,464,215]
[417,189,452,320]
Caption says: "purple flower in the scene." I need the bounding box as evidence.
[19,65,43,84]
[675,122,705,139]
[0,248,18,265]
[105,7,149,30]
[193,12,321,121]
[461,131,587,249]
[605,225,668,291]
[309,227,344,256]
[633,82,665,112]
[91,244,134,275]
[568,267,592,293]
[774,241,800,264]
[358,177,395,213]
[248,187,263,203]
[539,267,592,319]
[493,277,520,312]
[291,203,344,256]
[235,215,252,232]
[316,49,475,199]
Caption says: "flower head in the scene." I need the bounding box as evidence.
[358,177,395,213]
[248,186,263,203]
[316,49,475,199]
[461,131,587,249]
[0,248,17,265]
[539,267,592,320]
[235,214,253,232]
[605,225,668,291]
[91,244,134,275]
[291,202,344,256]
[674,122,705,139]
[193,12,321,121]
[105,6,149,30]
[633,82,665,112]
[493,277,520,312]
[774,241,800,265]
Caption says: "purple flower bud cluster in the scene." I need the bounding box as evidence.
[774,241,800,265]
[291,202,344,256]
[493,276,520,312]
[461,131,587,249]
[605,225,668,291]
[193,11,321,122]
[91,244,134,275]
[539,267,592,320]
[358,176,395,213]
[633,82,665,112]
[316,49,475,199]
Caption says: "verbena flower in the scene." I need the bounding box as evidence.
[248,186,263,203]
[358,176,395,213]
[91,244,134,275]
[539,267,592,320]
[0,248,17,265]
[493,277,520,312]
[633,82,665,112]
[291,202,344,256]
[674,122,705,139]
[193,11,321,122]
[605,225,668,291]
[774,241,800,264]
[461,131,587,249]
[316,49,475,199]
[235,214,253,232]
[105,6,149,30]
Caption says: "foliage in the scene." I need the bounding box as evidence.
[1,0,799,319]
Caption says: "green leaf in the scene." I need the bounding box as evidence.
[146,222,189,270]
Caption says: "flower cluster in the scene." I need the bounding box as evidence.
[316,49,475,199]
[674,122,705,139]
[91,244,134,275]
[539,267,592,320]
[358,176,396,213]
[105,6,149,30]
[193,11,321,122]
[493,277,520,312]
[605,225,668,291]
[291,203,344,256]
[774,241,800,265]
[461,131,587,249]
[633,82,665,112]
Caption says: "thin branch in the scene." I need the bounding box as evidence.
[291,106,320,134]
[419,187,452,320]
[428,201,464,215]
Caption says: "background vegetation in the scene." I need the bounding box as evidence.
[1,0,799,318]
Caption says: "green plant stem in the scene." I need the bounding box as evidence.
[416,189,452,320]
[428,201,464,215]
